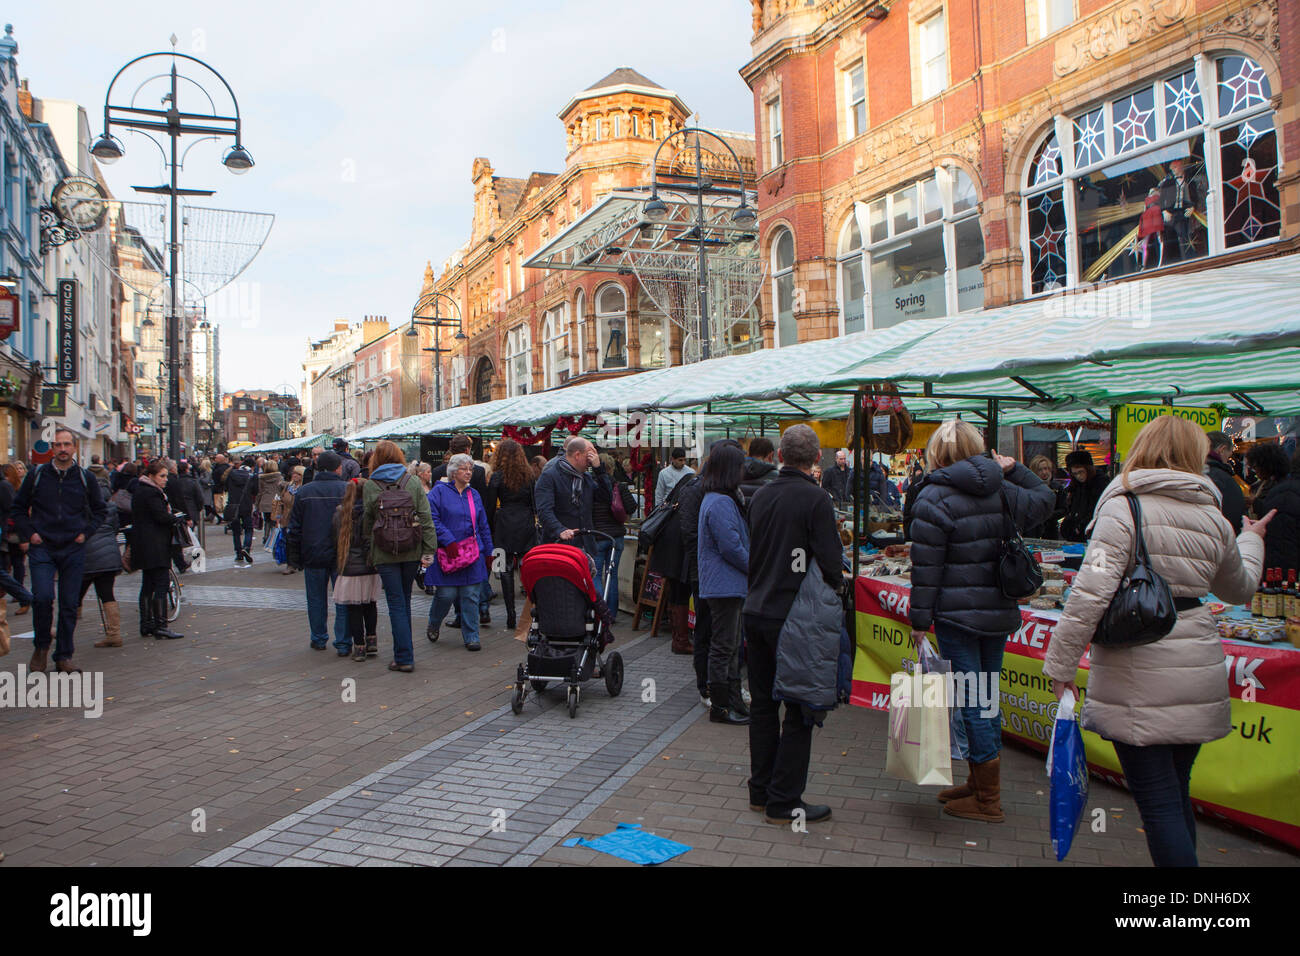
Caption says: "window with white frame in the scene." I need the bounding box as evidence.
[856,167,984,328]
[768,98,784,167]
[919,10,948,100]
[845,62,867,139]
[504,249,513,299]
[573,289,586,374]
[836,218,866,335]
[1023,54,1280,295]
[771,229,796,346]
[542,305,570,389]
[631,114,639,138]
[447,354,465,408]
[1033,0,1074,39]
[506,324,531,396]
[650,116,658,140]
[612,115,621,138]
[595,283,627,370]
[636,292,669,369]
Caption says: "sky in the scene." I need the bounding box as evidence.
[17,0,758,395]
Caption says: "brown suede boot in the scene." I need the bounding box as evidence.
[30,644,49,673]
[937,762,974,803]
[669,604,693,655]
[94,601,123,648]
[942,757,1004,822]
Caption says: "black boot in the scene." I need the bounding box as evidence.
[151,598,184,640]
[709,681,749,725]
[729,678,750,718]
[500,570,517,632]
[139,594,155,637]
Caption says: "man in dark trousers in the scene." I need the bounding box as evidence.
[1205,431,1245,533]
[13,427,107,673]
[287,451,350,655]
[820,449,853,504]
[210,453,230,524]
[744,424,842,826]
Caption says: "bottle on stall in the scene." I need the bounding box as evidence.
[1285,568,1298,619]
[1272,568,1288,620]
[1251,571,1265,616]
[1260,569,1279,620]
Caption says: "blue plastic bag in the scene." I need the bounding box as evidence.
[272,527,287,566]
[1046,690,1089,861]
[562,824,690,865]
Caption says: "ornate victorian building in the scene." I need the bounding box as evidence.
[421,68,755,407]
[742,0,1295,345]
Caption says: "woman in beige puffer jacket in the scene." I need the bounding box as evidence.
[1044,416,1272,867]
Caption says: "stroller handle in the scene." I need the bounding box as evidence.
[575,528,616,545]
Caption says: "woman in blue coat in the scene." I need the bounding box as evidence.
[697,442,751,727]
[425,453,494,651]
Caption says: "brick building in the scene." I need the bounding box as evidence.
[353,317,441,429]
[741,0,1295,345]
[423,68,755,407]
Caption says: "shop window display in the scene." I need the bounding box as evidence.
[596,283,627,369]
[772,228,796,346]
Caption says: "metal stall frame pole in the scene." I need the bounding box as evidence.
[852,385,865,585]
[1109,404,1120,471]
[985,398,1000,452]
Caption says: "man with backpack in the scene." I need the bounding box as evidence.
[12,427,107,673]
[287,451,350,654]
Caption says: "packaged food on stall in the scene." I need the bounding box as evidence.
[1287,617,1300,648]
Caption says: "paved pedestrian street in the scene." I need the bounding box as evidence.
[0,531,1294,868]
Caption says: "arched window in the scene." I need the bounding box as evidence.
[1022,53,1280,295]
[446,354,465,408]
[851,166,984,328]
[573,289,586,374]
[771,228,796,346]
[542,305,569,389]
[506,324,531,396]
[836,218,865,335]
[596,283,627,370]
[636,292,669,369]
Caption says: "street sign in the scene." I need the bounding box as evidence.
[57,279,79,383]
[0,287,18,341]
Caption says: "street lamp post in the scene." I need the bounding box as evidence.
[642,128,756,362]
[334,368,351,435]
[91,38,254,461]
[406,290,466,412]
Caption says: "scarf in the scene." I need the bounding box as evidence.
[555,456,586,510]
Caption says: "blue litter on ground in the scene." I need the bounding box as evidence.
[562,824,691,865]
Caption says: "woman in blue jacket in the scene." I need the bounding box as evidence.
[425,453,494,651]
[697,442,750,726]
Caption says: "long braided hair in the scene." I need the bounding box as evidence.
[336,479,361,574]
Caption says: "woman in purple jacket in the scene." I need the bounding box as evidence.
[425,453,494,651]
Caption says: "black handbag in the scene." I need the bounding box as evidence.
[637,502,675,549]
[996,487,1043,599]
[1092,493,1177,648]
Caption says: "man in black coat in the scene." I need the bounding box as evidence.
[1205,431,1245,533]
[739,437,778,507]
[534,436,604,553]
[210,453,230,522]
[1059,450,1109,542]
[745,425,843,826]
[12,427,107,673]
[223,457,258,566]
[821,449,853,504]
[287,452,350,653]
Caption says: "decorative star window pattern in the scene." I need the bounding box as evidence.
[1112,88,1156,154]
[1218,56,1271,119]
[1073,108,1105,168]
[1220,117,1280,249]
[1028,188,1067,293]
[1163,70,1202,137]
[1030,132,1062,186]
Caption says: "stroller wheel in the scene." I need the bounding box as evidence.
[604,652,624,697]
[511,683,525,715]
[566,686,579,719]
[529,679,550,692]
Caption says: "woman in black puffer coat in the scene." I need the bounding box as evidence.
[78,506,124,648]
[131,459,183,640]
[908,420,1053,825]
[1250,448,1300,576]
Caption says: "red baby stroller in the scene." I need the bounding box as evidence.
[511,537,624,718]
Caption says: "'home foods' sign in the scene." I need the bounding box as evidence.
[1115,403,1220,462]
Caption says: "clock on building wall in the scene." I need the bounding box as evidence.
[51,175,108,232]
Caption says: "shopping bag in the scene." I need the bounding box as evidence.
[917,636,969,762]
[185,526,207,574]
[272,527,287,566]
[1046,689,1089,861]
[885,656,953,787]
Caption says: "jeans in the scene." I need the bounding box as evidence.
[430,584,481,646]
[706,596,743,686]
[480,578,492,618]
[592,535,624,618]
[1112,741,1202,867]
[304,566,349,652]
[30,542,85,662]
[377,561,419,666]
[745,613,814,812]
[691,586,712,695]
[232,515,254,554]
[934,625,1005,764]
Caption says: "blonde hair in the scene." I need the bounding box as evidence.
[925,419,985,470]
[1028,455,1056,478]
[1122,415,1209,488]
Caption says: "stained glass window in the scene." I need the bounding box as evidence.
[1220,115,1281,248]
[1163,69,1202,136]
[1030,132,1062,186]
[1217,55,1271,119]
[1028,188,1067,293]
[1073,107,1105,168]
[1112,87,1156,154]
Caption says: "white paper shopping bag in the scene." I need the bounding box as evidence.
[884,667,953,787]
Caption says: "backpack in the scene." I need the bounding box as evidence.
[371,473,421,554]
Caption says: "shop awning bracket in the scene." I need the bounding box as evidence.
[1010,376,1055,403]
[781,396,811,416]
[1230,392,1266,415]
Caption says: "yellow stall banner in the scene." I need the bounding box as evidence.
[1116,404,1221,462]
